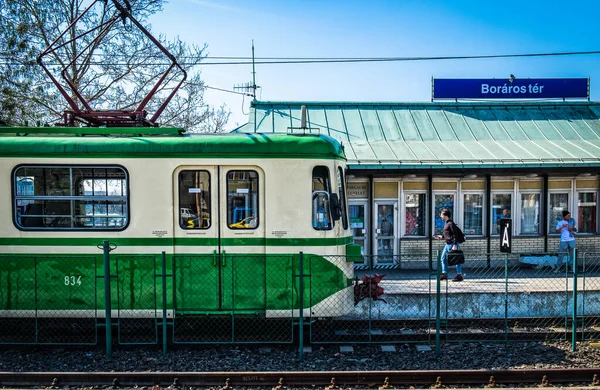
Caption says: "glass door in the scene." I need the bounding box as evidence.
[349,201,368,258]
[219,166,265,311]
[374,202,397,264]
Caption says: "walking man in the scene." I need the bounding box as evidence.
[555,210,577,272]
[435,208,463,282]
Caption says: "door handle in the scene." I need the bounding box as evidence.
[213,250,217,266]
[222,250,226,267]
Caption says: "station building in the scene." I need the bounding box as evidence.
[236,100,600,267]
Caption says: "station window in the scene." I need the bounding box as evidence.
[463,193,484,235]
[433,193,454,236]
[491,193,512,235]
[577,192,597,234]
[520,193,541,234]
[178,170,210,229]
[312,166,333,230]
[337,167,349,230]
[14,166,128,230]
[404,193,426,237]
[227,170,258,229]
[548,193,570,233]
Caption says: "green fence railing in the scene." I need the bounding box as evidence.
[4,247,600,358]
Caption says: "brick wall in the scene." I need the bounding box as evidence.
[395,235,600,269]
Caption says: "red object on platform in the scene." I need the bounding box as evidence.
[354,274,387,305]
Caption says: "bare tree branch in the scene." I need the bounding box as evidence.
[0,0,230,131]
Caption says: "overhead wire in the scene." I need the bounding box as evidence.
[1,49,600,66]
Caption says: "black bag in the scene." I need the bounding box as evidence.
[447,250,465,265]
[454,224,466,243]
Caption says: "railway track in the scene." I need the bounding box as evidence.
[3,316,596,345]
[1,369,600,388]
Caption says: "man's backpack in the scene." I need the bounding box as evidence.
[454,223,466,243]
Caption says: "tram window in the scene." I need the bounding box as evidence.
[227,170,258,229]
[312,166,333,230]
[14,166,128,230]
[178,170,211,229]
[337,167,348,229]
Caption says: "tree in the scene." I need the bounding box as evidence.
[0,0,230,132]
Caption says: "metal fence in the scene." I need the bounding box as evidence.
[310,253,435,344]
[2,245,600,357]
[0,255,98,345]
[171,253,295,344]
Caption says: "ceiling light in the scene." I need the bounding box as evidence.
[464,174,477,179]
[525,173,538,178]
[404,174,417,179]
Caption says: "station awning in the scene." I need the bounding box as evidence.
[235,101,600,170]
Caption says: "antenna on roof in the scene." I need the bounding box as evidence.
[233,40,261,99]
[234,41,262,132]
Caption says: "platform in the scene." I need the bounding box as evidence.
[349,267,600,320]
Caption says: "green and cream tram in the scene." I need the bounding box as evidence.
[0,127,356,320]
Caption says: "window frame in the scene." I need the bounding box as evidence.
[461,190,486,237]
[337,167,349,230]
[312,165,334,231]
[402,191,427,238]
[490,192,513,236]
[432,191,457,237]
[12,164,130,231]
[226,169,259,230]
[517,190,542,236]
[547,191,571,235]
[575,190,598,235]
[178,169,211,230]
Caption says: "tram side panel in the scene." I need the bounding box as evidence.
[0,156,354,320]
[260,158,354,318]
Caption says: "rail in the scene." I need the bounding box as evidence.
[0,369,599,388]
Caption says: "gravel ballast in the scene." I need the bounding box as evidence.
[1,342,599,372]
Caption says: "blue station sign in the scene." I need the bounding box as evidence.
[432,78,589,100]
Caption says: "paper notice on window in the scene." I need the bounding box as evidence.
[237,188,249,194]
[189,188,202,193]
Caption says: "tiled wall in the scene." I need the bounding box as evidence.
[395,236,600,269]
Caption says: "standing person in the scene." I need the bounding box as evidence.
[435,208,463,282]
[496,208,510,234]
[380,215,393,256]
[555,210,577,273]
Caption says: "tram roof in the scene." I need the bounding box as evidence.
[0,131,345,160]
[235,100,600,170]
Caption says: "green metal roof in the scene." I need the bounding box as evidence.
[236,101,600,170]
[0,132,345,160]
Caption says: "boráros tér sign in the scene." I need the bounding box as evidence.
[432,78,589,100]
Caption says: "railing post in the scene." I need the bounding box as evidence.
[504,253,509,343]
[100,241,114,361]
[161,251,168,357]
[435,250,441,359]
[298,252,304,362]
[572,248,578,351]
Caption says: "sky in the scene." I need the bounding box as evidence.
[150,0,600,131]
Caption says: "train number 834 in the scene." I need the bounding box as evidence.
[64,276,82,286]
